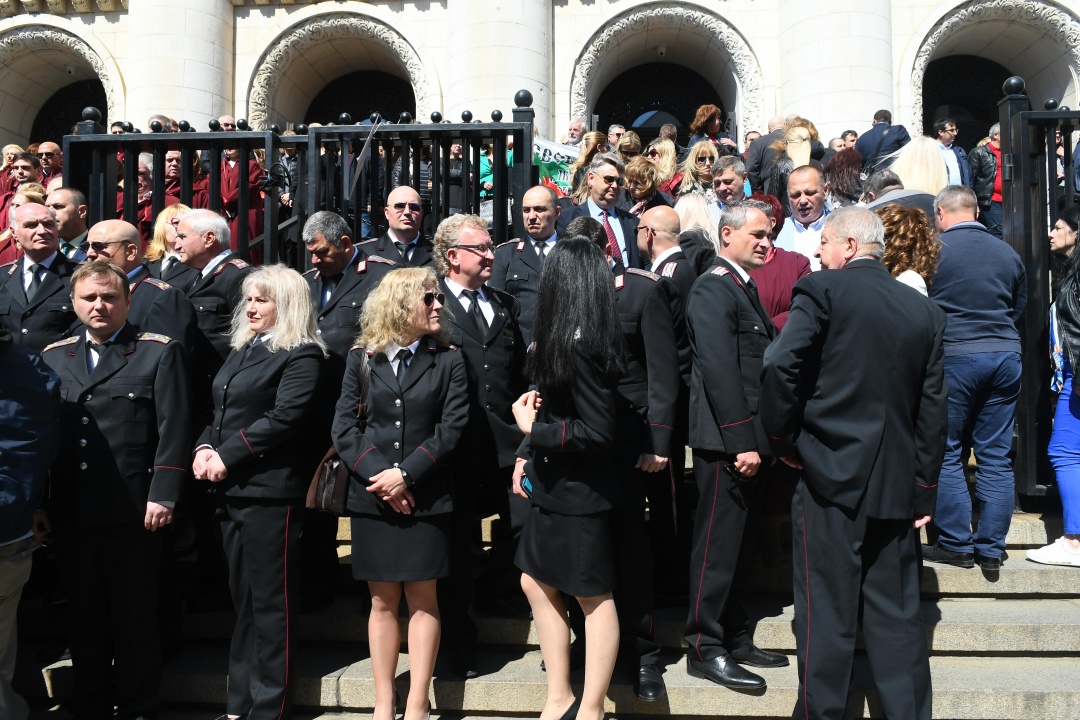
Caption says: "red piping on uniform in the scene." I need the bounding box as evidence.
[560,422,566,452]
[718,416,752,428]
[352,446,375,473]
[240,430,256,456]
[153,465,186,472]
[692,461,720,659]
[418,445,436,467]
[649,423,673,429]
[278,505,291,720]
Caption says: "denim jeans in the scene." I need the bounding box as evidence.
[935,351,1021,558]
[980,201,1003,238]
[1048,369,1080,536]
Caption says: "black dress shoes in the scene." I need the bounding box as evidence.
[729,643,789,668]
[922,542,975,568]
[449,647,480,678]
[686,654,766,690]
[634,664,666,701]
[557,697,581,720]
[976,553,1002,571]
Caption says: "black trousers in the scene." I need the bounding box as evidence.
[791,481,931,720]
[217,499,304,720]
[683,450,765,661]
[58,523,163,720]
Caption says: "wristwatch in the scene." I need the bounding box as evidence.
[400,468,417,490]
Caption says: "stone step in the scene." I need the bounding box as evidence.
[37,645,1080,719]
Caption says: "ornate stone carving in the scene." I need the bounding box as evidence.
[911,0,1080,127]
[569,4,764,135]
[0,24,119,119]
[248,12,435,130]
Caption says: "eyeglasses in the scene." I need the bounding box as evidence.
[36,152,57,159]
[423,291,446,307]
[455,243,495,256]
[695,156,716,166]
[80,240,130,254]
[221,123,236,129]
[645,149,660,158]
[392,202,423,213]
[636,225,655,235]
[597,173,625,187]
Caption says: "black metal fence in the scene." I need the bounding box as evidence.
[999,76,1080,499]
[62,92,538,268]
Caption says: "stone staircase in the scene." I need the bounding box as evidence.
[18,512,1080,720]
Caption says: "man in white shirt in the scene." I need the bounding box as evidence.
[774,166,830,271]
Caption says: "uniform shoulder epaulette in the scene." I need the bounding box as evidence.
[710,265,730,277]
[302,267,318,278]
[614,274,625,290]
[349,344,367,353]
[3,261,17,276]
[357,238,378,246]
[495,239,517,250]
[43,336,79,352]
[143,277,171,290]
[660,263,677,278]
[216,258,249,274]
[137,332,172,344]
[626,267,660,281]
[366,254,396,266]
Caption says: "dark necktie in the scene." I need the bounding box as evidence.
[462,289,489,332]
[601,213,624,264]
[534,240,548,261]
[745,278,768,325]
[26,263,43,302]
[321,273,343,308]
[396,348,412,386]
[162,257,178,277]
[395,241,411,262]
[242,336,262,362]
[86,339,111,373]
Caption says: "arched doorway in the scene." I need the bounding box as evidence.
[593,64,722,145]
[32,80,107,143]
[922,55,1011,150]
[305,71,415,126]
[569,3,764,143]
[247,12,438,130]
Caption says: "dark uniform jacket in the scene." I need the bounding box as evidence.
[332,337,469,517]
[197,339,327,501]
[518,351,619,516]
[761,258,948,519]
[686,256,776,455]
[0,253,80,352]
[42,324,193,527]
[185,253,252,365]
[613,267,688,455]
[556,204,642,269]
[123,266,201,359]
[147,256,197,289]
[651,248,698,303]
[358,232,435,268]
[489,237,548,345]
[439,278,527,468]
[677,230,718,277]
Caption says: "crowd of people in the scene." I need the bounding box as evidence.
[0,102,1076,720]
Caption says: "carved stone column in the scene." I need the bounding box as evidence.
[125,0,233,129]
[777,0,893,136]
[446,0,552,137]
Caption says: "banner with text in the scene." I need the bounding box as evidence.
[533,138,580,197]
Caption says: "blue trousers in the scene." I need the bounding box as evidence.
[981,201,1003,238]
[935,352,1021,558]
[1048,371,1080,536]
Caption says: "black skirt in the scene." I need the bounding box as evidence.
[350,513,450,582]
[515,503,614,597]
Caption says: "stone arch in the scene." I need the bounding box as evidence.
[569,3,764,136]
[0,22,122,142]
[910,0,1080,127]
[247,12,438,130]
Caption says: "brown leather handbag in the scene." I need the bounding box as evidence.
[306,351,370,515]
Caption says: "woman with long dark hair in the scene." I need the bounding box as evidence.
[511,238,625,720]
[1029,205,1080,566]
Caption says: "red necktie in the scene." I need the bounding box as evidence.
[601,212,624,263]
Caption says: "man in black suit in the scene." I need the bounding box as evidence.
[638,205,696,302]
[433,213,529,677]
[854,109,912,173]
[746,116,785,194]
[490,185,561,345]
[760,206,946,720]
[42,261,192,720]
[684,200,788,690]
[556,153,641,269]
[358,185,434,267]
[0,203,80,352]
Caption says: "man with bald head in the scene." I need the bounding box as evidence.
[775,165,830,271]
[490,185,561,344]
[84,219,199,355]
[35,142,62,185]
[639,205,696,302]
[0,203,79,351]
[358,185,434,266]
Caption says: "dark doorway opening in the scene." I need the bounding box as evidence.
[593,63,725,145]
[305,70,416,126]
[923,55,1011,151]
[31,79,106,144]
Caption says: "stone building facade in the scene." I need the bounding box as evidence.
[1,0,1078,148]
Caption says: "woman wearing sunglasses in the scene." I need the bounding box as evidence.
[676,141,721,204]
[332,266,469,720]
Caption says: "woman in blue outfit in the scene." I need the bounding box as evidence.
[1028,205,1080,566]
[511,237,626,720]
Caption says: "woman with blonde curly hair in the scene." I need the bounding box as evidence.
[333,266,468,720]
[1,143,23,185]
[874,203,940,296]
[676,141,721,203]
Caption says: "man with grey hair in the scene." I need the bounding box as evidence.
[968,122,1003,237]
[761,204,947,720]
[608,123,626,146]
[712,155,748,210]
[434,213,528,678]
[556,153,640,267]
[565,118,587,147]
[684,199,786,690]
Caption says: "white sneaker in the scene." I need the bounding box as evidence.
[1026,537,1080,567]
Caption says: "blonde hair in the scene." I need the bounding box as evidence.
[674,193,719,252]
[678,141,720,194]
[11,183,46,206]
[433,213,489,277]
[2,144,24,168]
[646,138,678,182]
[229,264,327,355]
[147,202,191,262]
[569,131,609,175]
[358,267,449,351]
[887,136,948,195]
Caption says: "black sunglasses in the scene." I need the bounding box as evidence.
[36,152,57,159]
[392,202,423,213]
[80,240,131,253]
[423,292,445,307]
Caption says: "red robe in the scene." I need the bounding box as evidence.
[220,159,264,261]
